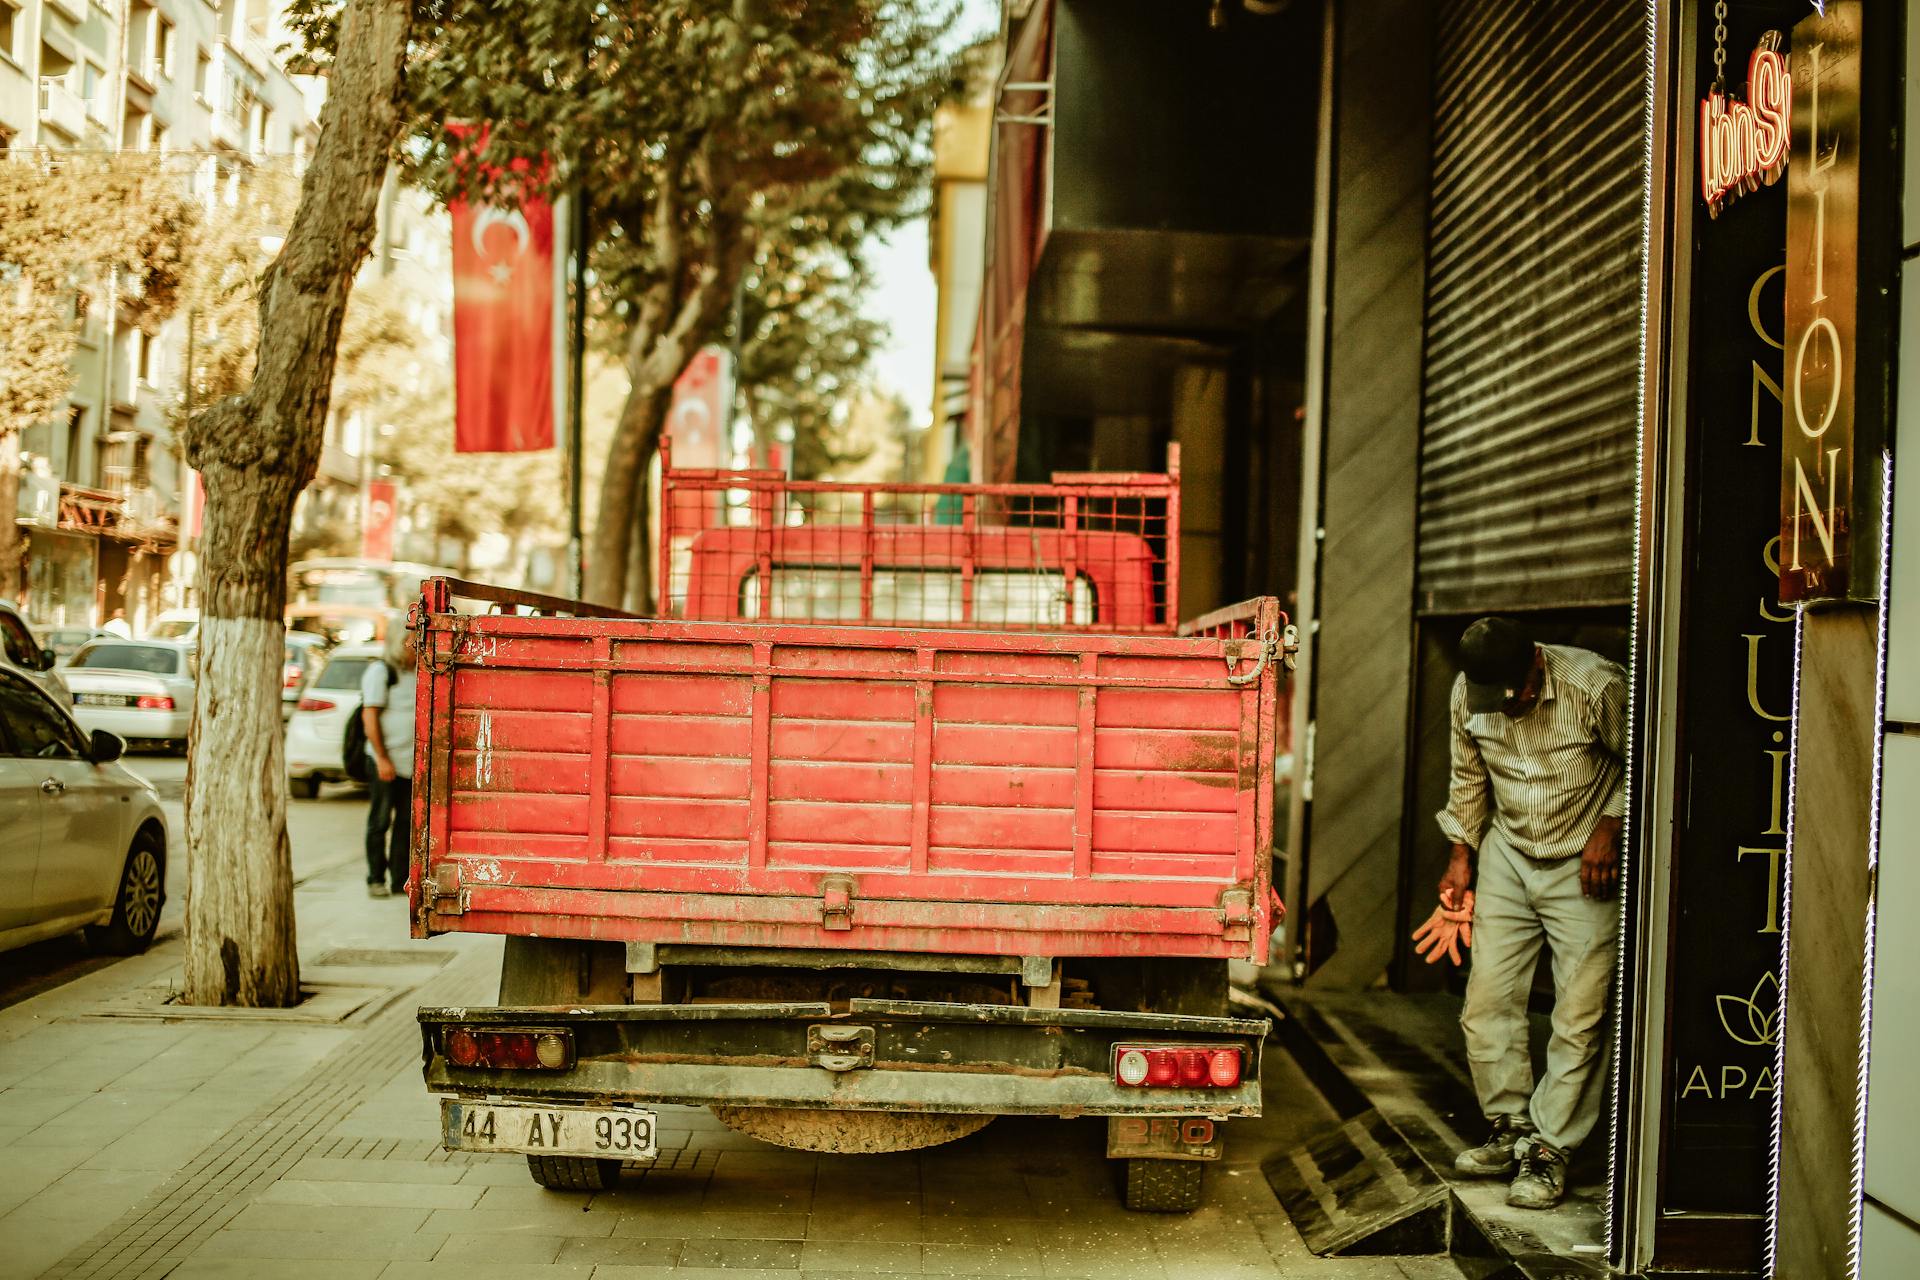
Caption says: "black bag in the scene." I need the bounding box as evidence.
[343,662,396,784]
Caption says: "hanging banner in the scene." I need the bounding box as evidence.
[665,346,733,470]
[362,479,397,562]
[449,123,556,454]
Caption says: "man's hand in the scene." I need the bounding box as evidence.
[376,755,398,784]
[1438,844,1473,910]
[1411,889,1475,965]
[1580,817,1622,899]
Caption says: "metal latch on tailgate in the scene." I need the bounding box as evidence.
[808,1024,874,1072]
[820,876,855,931]
[429,863,466,915]
[1219,888,1254,942]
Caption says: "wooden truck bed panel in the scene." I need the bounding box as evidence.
[411,596,1281,962]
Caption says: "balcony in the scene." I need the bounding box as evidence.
[37,78,87,140]
[44,0,86,23]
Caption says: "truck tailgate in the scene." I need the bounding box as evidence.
[410,593,1282,961]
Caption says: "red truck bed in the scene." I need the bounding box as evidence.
[409,588,1282,963]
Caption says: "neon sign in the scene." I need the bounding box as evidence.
[1700,36,1792,218]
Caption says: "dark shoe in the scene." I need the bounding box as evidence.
[1454,1115,1534,1177]
[1507,1138,1569,1209]
[367,882,391,899]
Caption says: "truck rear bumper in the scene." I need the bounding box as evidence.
[419,998,1267,1118]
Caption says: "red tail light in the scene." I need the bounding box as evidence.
[135,695,174,710]
[1113,1045,1243,1089]
[297,697,337,712]
[443,1027,574,1071]
[284,666,303,688]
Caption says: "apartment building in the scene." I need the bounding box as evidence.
[0,0,320,630]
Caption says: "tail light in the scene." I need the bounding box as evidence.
[443,1027,574,1071]
[297,697,337,712]
[135,695,175,710]
[284,665,303,688]
[1113,1045,1243,1089]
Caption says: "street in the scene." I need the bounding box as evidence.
[0,754,1464,1280]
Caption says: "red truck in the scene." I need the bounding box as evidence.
[411,452,1289,1211]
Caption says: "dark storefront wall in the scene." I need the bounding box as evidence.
[1297,0,1649,991]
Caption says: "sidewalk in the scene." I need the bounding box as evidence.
[0,855,1463,1280]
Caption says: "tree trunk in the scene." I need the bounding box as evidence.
[180,0,411,1008]
[584,380,671,608]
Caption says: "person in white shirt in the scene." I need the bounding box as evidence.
[361,620,418,898]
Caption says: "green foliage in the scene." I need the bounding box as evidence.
[0,154,200,438]
[174,163,304,417]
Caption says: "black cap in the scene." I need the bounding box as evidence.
[1459,617,1536,714]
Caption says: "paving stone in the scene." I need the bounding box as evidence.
[613,1209,810,1241]
[798,1239,925,1272]
[591,1269,800,1280]
[377,1264,594,1280]
[920,1242,1049,1275]
[284,1156,472,1185]
[553,1234,686,1266]
[185,1229,448,1262]
[430,1232,573,1263]
[169,1258,386,1279]
[226,1200,435,1236]
[254,1177,484,1209]
[679,1237,807,1269]
[419,1205,618,1238]
[801,1212,925,1243]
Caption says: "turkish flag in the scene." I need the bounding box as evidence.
[362,479,397,562]
[449,125,555,453]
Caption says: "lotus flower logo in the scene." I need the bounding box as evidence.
[1715,969,1781,1047]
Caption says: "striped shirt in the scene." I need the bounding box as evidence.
[1436,644,1627,861]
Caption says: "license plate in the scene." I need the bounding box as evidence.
[75,694,127,707]
[1106,1116,1222,1160]
[440,1100,657,1160]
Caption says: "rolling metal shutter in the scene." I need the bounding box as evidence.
[1415,0,1648,614]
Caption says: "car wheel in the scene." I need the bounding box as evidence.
[86,834,164,955]
[526,1155,622,1191]
[290,775,321,800]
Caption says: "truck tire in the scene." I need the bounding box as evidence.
[1122,1158,1204,1212]
[525,1155,622,1191]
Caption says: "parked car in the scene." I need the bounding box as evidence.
[145,609,200,641]
[39,626,112,666]
[0,669,168,957]
[62,640,197,752]
[286,643,385,798]
[283,632,331,722]
[0,603,69,704]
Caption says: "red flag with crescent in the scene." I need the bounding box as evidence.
[448,123,555,453]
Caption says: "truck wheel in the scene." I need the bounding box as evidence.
[1122,1158,1204,1212]
[525,1155,622,1191]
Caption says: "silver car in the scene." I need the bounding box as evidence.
[0,670,169,955]
[63,640,197,751]
[0,601,70,703]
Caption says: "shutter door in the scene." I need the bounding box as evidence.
[1415,0,1648,615]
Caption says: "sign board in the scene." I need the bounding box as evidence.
[1699,35,1790,218]
[1778,1,1888,603]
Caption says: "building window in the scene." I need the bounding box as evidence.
[136,331,154,386]
[0,3,18,65]
[81,62,103,118]
[194,47,211,100]
[152,123,169,153]
[156,15,176,80]
[65,407,86,483]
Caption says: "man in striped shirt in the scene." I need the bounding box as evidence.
[1436,616,1626,1210]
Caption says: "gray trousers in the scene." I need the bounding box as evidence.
[1461,828,1619,1153]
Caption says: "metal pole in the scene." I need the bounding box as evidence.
[180,310,195,609]
[566,181,587,599]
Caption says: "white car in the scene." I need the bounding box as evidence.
[0,670,169,956]
[63,640,197,751]
[286,643,386,798]
[145,609,200,641]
